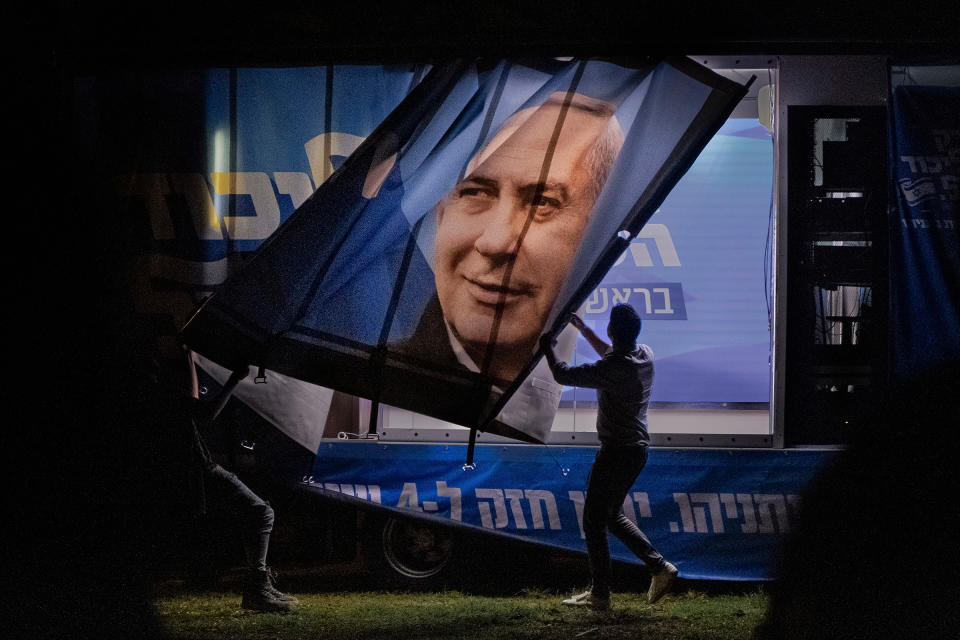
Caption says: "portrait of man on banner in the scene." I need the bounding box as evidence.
[392,92,625,394]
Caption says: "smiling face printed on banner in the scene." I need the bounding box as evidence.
[433,93,624,384]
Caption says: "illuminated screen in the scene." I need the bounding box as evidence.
[565,117,773,405]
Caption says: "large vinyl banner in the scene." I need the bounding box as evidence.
[182,58,747,442]
[306,442,837,581]
[888,84,960,381]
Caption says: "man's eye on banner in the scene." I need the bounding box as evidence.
[182,58,748,444]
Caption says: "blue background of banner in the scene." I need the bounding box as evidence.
[307,442,836,581]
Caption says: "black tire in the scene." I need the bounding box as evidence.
[366,515,456,590]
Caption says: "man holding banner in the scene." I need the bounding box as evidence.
[541,305,677,609]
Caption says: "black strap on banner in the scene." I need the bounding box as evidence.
[470,60,589,439]
[366,399,380,436]
[463,426,478,471]
[476,59,588,384]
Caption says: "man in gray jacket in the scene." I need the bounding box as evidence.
[540,303,677,610]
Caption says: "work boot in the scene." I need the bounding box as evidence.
[265,567,298,604]
[242,568,295,612]
[647,561,678,604]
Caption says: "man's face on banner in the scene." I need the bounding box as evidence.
[434,96,622,383]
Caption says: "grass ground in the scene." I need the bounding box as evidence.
[155,584,769,639]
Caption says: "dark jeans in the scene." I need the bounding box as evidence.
[583,445,664,597]
[204,464,274,573]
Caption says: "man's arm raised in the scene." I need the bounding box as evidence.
[569,314,610,357]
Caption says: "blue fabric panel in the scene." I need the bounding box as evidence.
[888,85,960,381]
[307,442,837,581]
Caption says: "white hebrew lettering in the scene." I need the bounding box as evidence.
[612,222,681,268]
[636,224,681,266]
[675,492,798,534]
[504,489,528,529]
[754,494,791,534]
[653,287,674,314]
[720,493,759,534]
[689,493,725,533]
[673,493,696,533]
[720,494,737,518]
[304,132,365,188]
[633,288,652,314]
[612,287,632,305]
[525,490,561,530]
[273,171,315,209]
[476,488,509,529]
[586,288,608,313]
[632,492,652,518]
[568,491,586,539]
[437,481,462,521]
[627,241,653,267]
[396,482,423,512]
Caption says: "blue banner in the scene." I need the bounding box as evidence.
[888,84,960,381]
[181,58,747,441]
[306,442,836,581]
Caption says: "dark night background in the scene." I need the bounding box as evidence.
[10,2,959,638]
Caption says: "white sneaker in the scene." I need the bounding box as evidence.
[564,589,592,604]
[647,561,678,604]
[562,590,610,610]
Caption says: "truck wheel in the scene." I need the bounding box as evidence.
[372,516,455,588]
